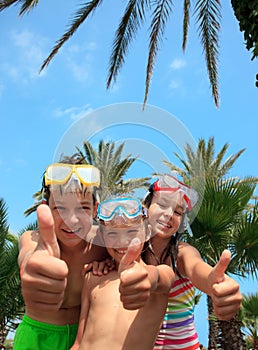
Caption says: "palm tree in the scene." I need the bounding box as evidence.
[163,136,246,181]
[0,199,24,346]
[0,0,222,107]
[240,293,258,349]
[77,139,150,200]
[163,137,257,349]
[189,178,257,350]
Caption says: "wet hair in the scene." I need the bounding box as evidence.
[42,153,99,206]
[141,189,184,277]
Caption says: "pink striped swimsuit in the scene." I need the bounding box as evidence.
[154,275,201,350]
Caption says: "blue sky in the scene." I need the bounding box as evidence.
[0,1,257,346]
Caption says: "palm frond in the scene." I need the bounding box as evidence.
[79,141,98,165]
[107,0,149,88]
[24,190,43,216]
[0,0,20,12]
[190,177,255,264]
[162,160,188,177]
[19,0,38,15]
[0,0,38,14]
[144,0,173,106]
[217,148,246,177]
[182,0,191,51]
[40,0,104,72]
[230,204,258,277]
[194,0,221,107]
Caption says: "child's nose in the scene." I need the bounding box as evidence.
[163,206,174,217]
[66,212,80,225]
[117,235,130,248]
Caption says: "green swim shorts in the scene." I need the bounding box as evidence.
[13,314,78,350]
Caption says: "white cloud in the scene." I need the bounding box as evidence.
[0,29,47,83]
[169,58,186,70]
[169,80,180,89]
[52,104,93,121]
[65,42,97,83]
[67,42,97,54]
[67,59,90,82]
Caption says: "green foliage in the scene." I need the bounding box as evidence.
[231,0,258,89]
[0,199,25,345]
[231,0,258,59]
[231,202,258,277]
[240,292,258,349]
[188,177,256,268]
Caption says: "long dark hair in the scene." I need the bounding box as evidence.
[141,189,184,277]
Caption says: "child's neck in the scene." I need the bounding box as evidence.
[150,236,170,260]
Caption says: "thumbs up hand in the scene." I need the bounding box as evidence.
[208,250,242,320]
[118,238,152,310]
[118,238,143,275]
[20,204,68,312]
[36,204,61,258]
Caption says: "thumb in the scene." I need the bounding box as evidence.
[37,204,60,258]
[211,249,231,284]
[118,238,142,276]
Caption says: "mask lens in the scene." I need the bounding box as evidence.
[162,174,180,188]
[45,164,100,187]
[154,174,198,210]
[76,166,100,186]
[45,164,72,185]
[98,198,142,221]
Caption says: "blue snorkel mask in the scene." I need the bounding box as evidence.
[98,197,147,227]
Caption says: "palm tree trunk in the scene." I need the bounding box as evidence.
[218,316,247,350]
[207,293,247,350]
[0,319,8,347]
[207,295,219,350]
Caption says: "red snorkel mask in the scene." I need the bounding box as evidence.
[151,174,198,211]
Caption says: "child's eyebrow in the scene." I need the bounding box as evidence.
[53,200,65,205]
[105,230,117,235]
[127,229,138,233]
[80,199,92,204]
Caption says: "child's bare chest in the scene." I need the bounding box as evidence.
[62,257,84,307]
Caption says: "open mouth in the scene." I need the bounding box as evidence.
[114,248,127,255]
[157,220,172,229]
[62,228,81,235]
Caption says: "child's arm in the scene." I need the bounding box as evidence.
[144,264,175,293]
[178,242,242,320]
[70,274,91,350]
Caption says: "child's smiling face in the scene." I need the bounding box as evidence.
[147,191,186,239]
[48,190,96,247]
[101,222,148,264]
